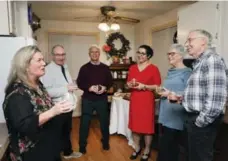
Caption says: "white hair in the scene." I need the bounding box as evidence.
[190,29,213,48]
[169,44,186,57]
[51,44,64,55]
[89,44,100,53]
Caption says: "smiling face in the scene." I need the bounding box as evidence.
[185,31,207,58]
[89,46,100,62]
[167,48,183,66]
[136,48,148,64]
[27,52,46,78]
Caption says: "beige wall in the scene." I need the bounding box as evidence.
[35,20,135,63]
[134,8,178,82]
[135,8,178,48]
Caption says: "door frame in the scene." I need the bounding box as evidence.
[46,30,99,62]
[150,20,177,45]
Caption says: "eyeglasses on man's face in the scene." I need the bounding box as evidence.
[54,53,66,57]
[90,51,99,54]
[167,52,176,56]
[136,51,147,56]
[185,36,204,44]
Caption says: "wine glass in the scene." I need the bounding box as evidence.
[61,92,76,111]
[132,78,139,87]
[175,91,184,101]
[168,91,183,103]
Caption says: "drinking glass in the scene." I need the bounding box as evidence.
[156,86,167,94]
[132,78,139,87]
[62,92,76,111]
[169,91,183,103]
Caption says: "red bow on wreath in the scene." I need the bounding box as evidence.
[103,44,111,52]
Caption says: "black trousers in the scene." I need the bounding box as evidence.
[79,98,110,149]
[184,113,223,161]
[61,112,73,156]
[213,122,228,161]
[157,126,182,161]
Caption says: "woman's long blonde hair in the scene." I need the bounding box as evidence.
[5,45,41,92]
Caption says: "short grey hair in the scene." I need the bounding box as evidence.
[89,44,100,53]
[51,44,64,55]
[169,44,186,57]
[5,45,41,92]
[190,29,213,47]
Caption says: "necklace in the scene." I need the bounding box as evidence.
[36,86,43,95]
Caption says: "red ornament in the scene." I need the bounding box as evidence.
[103,44,111,52]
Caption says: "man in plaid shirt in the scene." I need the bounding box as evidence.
[169,29,227,161]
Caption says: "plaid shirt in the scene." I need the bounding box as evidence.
[183,48,228,127]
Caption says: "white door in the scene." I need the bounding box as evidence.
[152,26,177,82]
[178,1,221,54]
[48,34,97,80]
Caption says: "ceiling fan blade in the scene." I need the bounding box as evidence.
[74,16,99,20]
[114,16,140,23]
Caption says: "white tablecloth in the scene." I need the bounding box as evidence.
[109,97,134,148]
[109,97,160,148]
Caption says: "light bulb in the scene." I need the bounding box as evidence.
[98,23,110,32]
[111,23,120,30]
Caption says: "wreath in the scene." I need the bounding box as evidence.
[105,32,131,57]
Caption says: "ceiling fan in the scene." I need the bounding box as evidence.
[74,6,140,24]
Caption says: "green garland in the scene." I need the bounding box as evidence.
[106,32,131,57]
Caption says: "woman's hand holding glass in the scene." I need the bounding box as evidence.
[132,82,146,90]
[167,91,183,104]
[50,100,73,116]
[156,86,170,97]
[127,78,144,90]
[63,92,76,109]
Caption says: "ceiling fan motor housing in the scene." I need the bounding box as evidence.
[100,6,116,16]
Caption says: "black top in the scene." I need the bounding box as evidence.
[3,81,63,161]
[76,62,113,101]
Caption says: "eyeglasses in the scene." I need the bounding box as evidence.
[185,37,204,44]
[167,52,176,56]
[136,51,147,56]
[90,51,99,54]
[54,53,66,57]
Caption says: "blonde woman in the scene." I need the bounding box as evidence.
[3,46,74,161]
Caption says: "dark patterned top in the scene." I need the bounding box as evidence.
[3,81,62,161]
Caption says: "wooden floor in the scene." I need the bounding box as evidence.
[62,117,158,161]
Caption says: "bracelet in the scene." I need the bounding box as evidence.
[143,85,147,90]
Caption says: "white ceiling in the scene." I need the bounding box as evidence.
[30,1,194,23]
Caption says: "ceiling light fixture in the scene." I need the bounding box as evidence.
[98,17,120,32]
[98,23,110,32]
[110,23,120,31]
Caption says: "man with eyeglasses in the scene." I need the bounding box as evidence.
[168,29,228,161]
[41,45,82,159]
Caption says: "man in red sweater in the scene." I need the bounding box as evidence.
[76,44,113,154]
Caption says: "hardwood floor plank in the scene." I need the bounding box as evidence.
[64,117,157,161]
